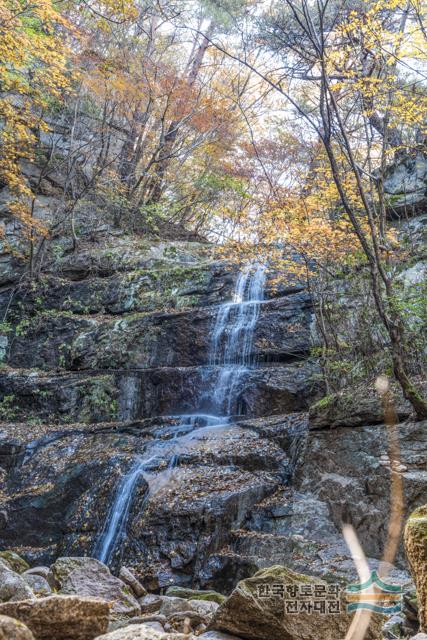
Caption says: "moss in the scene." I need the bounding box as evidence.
[311,394,334,411]
[165,586,226,604]
[0,550,30,573]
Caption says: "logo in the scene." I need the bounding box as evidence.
[345,571,403,614]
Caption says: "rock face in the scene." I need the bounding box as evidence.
[0,595,109,640]
[405,505,427,632]
[210,566,383,640]
[51,557,141,619]
[0,615,34,640]
[0,230,425,592]
[384,152,427,215]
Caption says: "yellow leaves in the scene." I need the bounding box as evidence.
[0,0,73,236]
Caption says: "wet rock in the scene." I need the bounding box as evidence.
[405,505,427,631]
[0,595,109,639]
[22,574,52,597]
[119,567,147,598]
[6,289,312,373]
[134,465,279,589]
[0,561,35,602]
[165,586,225,604]
[211,566,383,640]
[138,595,162,614]
[0,615,34,640]
[51,557,141,619]
[0,551,29,574]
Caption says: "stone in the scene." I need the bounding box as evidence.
[0,561,35,603]
[165,586,225,604]
[0,595,109,640]
[95,623,189,639]
[119,567,147,598]
[139,595,162,614]
[0,552,29,574]
[187,599,219,618]
[22,574,52,597]
[158,597,195,618]
[198,633,244,640]
[404,505,427,632]
[23,567,50,580]
[23,568,55,589]
[142,622,164,633]
[382,613,405,639]
[51,557,140,619]
[410,635,427,640]
[383,152,427,215]
[210,566,383,640]
[0,615,34,640]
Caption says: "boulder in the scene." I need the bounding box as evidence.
[198,633,244,640]
[95,623,189,639]
[22,568,51,580]
[141,622,164,633]
[158,597,195,618]
[410,636,427,640]
[139,595,162,614]
[51,557,140,619]
[23,568,55,590]
[22,574,52,597]
[0,615,34,640]
[165,586,225,604]
[210,566,383,640]
[0,595,109,639]
[0,562,35,603]
[187,599,219,618]
[381,613,405,639]
[405,505,427,632]
[119,567,147,598]
[0,552,29,574]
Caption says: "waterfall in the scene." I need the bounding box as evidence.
[94,262,266,565]
[94,459,146,565]
[209,263,265,416]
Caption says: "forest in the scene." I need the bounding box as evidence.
[0,0,426,639]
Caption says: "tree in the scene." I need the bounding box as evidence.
[194,0,427,418]
[0,0,71,237]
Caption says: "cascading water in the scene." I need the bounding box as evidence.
[94,262,266,565]
[209,263,265,416]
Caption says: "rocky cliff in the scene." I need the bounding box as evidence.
[0,228,426,598]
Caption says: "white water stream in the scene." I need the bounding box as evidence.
[94,263,266,565]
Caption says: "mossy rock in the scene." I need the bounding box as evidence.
[0,551,29,574]
[404,504,427,632]
[211,565,384,640]
[165,586,226,604]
